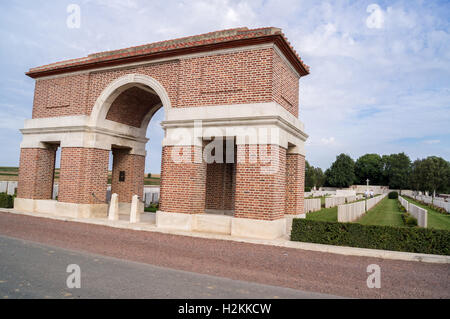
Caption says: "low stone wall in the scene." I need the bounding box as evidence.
[304,198,321,213]
[434,198,450,213]
[336,189,356,197]
[350,185,389,194]
[325,196,346,208]
[416,195,433,205]
[409,203,428,227]
[399,196,409,209]
[305,190,336,197]
[398,195,427,228]
[337,200,366,222]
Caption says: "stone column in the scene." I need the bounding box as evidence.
[58,147,109,204]
[17,145,57,200]
[159,145,206,214]
[285,151,305,215]
[234,144,287,220]
[111,148,145,203]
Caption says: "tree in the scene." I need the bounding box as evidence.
[305,161,314,188]
[381,153,411,190]
[313,167,326,188]
[410,156,450,194]
[354,153,383,185]
[305,161,326,189]
[324,154,356,188]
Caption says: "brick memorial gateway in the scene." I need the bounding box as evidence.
[15,27,310,239]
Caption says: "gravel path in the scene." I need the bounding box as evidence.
[0,211,448,298]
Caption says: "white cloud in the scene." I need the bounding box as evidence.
[320,137,336,145]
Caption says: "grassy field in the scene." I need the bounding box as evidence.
[404,197,450,231]
[357,198,405,227]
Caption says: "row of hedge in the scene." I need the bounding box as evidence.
[0,192,14,208]
[291,219,450,255]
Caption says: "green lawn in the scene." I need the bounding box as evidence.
[306,206,337,222]
[357,198,405,227]
[404,197,450,231]
[306,197,403,226]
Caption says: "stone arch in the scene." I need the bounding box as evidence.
[89,73,171,132]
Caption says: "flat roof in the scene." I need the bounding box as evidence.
[26,27,309,78]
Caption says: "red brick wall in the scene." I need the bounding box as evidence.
[31,47,300,119]
[159,145,206,214]
[32,73,90,118]
[223,163,236,211]
[106,86,161,128]
[111,148,145,203]
[205,162,235,211]
[58,147,109,204]
[177,48,273,107]
[273,50,299,117]
[285,153,305,215]
[17,147,56,199]
[234,144,286,220]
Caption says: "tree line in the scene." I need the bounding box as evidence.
[306,153,450,194]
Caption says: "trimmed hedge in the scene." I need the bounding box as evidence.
[0,193,14,208]
[291,219,450,255]
[388,191,398,199]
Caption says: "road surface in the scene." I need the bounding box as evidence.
[0,235,336,299]
[0,211,448,298]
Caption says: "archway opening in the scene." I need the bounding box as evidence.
[102,83,163,216]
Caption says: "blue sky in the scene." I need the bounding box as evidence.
[0,0,449,173]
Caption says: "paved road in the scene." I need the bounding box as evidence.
[0,235,335,299]
[0,212,449,298]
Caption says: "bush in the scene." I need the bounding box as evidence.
[0,193,14,208]
[291,219,450,255]
[388,191,398,199]
[305,186,311,192]
[144,203,159,213]
[397,201,406,212]
[401,212,418,227]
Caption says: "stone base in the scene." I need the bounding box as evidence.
[284,213,306,235]
[156,211,287,239]
[204,209,234,216]
[118,202,144,216]
[14,198,108,219]
[231,217,286,239]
